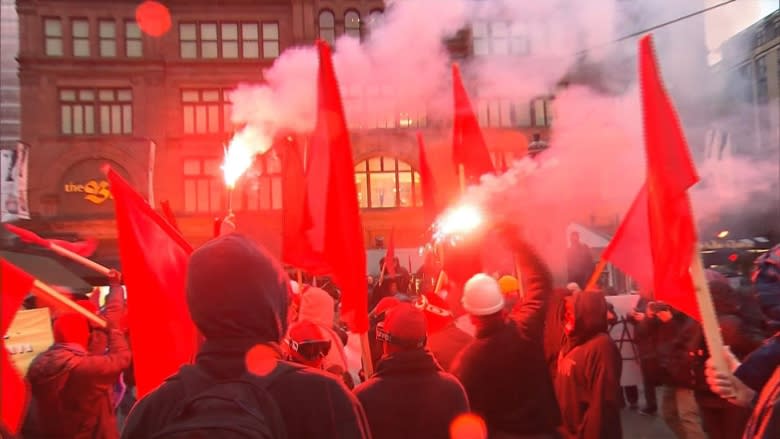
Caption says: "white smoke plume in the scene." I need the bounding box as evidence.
[228,0,778,251]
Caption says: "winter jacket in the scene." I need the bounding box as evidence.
[735,332,780,392]
[428,322,473,371]
[555,290,623,439]
[25,285,130,439]
[742,366,780,439]
[543,287,572,378]
[121,234,370,439]
[451,239,561,437]
[354,349,469,439]
[26,332,131,439]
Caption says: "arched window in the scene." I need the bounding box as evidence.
[318,10,335,45]
[344,10,361,39]
[368,9,383,26]
[354,156,422,209]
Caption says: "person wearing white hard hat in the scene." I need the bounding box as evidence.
[450,232,560,439]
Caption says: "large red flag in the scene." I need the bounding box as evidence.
[280,136,327,273]
[600,184,654,292]
[639,35,701,321]
[452,64,494,184]
[1,260,34,434]
[307,40,368,332]
[107,167,198,397]
[416,133,440,226]
[384,229,396,277]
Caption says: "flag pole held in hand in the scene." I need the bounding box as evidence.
[31,278,107,328]
[4,224,113,277]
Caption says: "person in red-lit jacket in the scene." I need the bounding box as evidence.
[25,270,130,439]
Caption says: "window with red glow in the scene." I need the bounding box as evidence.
[183,158,223,213]
[59,88,133,135]
[354,157,421,209]
[181,89,233,134]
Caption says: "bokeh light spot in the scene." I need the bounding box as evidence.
[450,413,487,439]
[245,344,279,377]
[135,1,172,37]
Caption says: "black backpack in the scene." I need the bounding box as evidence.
[150,362,299,439]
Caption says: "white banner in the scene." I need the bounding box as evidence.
[1,142,30,222]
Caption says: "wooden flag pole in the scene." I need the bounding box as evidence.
[296,269,303,286]
[433,270,447,295]
[585,258,608,291]
[49,243,113,277]
[360,331,374,378]
[32,280,107,328]
[377,263,387,286]
[690,244,729,376]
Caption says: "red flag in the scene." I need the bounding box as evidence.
[384,229,396,277]
[416,133,440,226]
[280,136,327,272]
[4,224,98,257]
[601,184,654,292]
[107,167,198,397]
[307,41,368,332]
[0,260,34,434]
[452,64,494,184]
[639,35,701,321]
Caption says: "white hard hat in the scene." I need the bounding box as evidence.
[462,273,505,316]
[289,280,301,295]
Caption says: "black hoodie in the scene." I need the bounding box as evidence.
[121,234,370,439]
[354,349,469,439]
[555,290,623,439]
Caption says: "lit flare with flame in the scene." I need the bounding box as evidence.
[222,130,261,188]
[433,204,485,243]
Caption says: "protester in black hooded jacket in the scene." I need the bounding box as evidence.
[554,290,623,439]
[354,303,469,439]
[121,234,369,439]
[450,233,561,438]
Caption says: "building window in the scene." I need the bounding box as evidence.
[262,22,279,58]
[345,10,361,39]
[354,157,422,209]
[183,158,223,213]
[98,89,133,134]
[125,21,143,57]
[472,21,530,56]
[72,19,90,57]
[531,97,552,126]
[59,88,133,135]
[477,99,530,127]
[241,23,259,58]
[44,18,63,56]
[343,85,427,130]
[179,21,277,59]
[319,11,335,45]
[99,20,116,57]
[756,55,768,104]
[180,23,197,58]
[235,153,282,211]
[181,89,233,134]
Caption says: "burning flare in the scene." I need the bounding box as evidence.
[221,128,269,188]
[433,204,484,243]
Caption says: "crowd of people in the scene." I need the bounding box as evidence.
[7,229,780,439]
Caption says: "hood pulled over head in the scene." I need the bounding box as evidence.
[568,289,609,346]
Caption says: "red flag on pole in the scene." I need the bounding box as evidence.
[639,35,701,321]
[600,184,654,292]
[107,167,198,397]
[280,135,327,273]
[452,64,494,184]
[159,200,180,233]
[4,224,98,257]
[307,40,368,332]
[385,229,396,277]
[416,133,441,227]
[0,260,34,434]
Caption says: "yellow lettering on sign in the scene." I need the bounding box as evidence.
[83,180,113,205]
